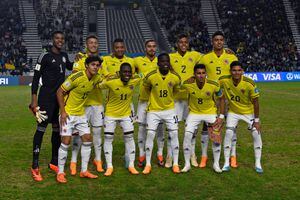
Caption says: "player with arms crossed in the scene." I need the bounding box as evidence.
[70,35,105,175]
[30,31,73,181]
[219,61,263,173]
[167,34,203,168]
[134,39,165,167]
[100,63,141,176]
[181,64,223,173]
[56,56,102,183]
[142,53,181,175]
[199,31,238,168]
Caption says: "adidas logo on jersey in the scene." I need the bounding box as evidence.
[115,88,120,90]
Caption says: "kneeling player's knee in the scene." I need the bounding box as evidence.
[81,134,92,142]
[61,136,71,145]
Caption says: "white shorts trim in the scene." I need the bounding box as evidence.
[175,100,189,121]
[85,105,104,127]
[226,112,255,130]
[60,115,90,137]
[185,113,217,133]
[146,109,178,131]
[104,116,134,133]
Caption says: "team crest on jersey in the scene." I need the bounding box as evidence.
[224,59,229,65]
[188,57,193,62]
[240,89,245,94]
[168,82,173,87]
[62,56,66,63]
[206,91,211,96]
[129,85,134,90]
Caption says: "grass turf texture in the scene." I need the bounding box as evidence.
[0,82,299,199]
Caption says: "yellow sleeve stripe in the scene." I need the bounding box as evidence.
[207,79,219,87]
[243,77,255,86]
[145,69,157,79]
[70,71,84,82]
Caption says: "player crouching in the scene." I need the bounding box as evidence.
[56,56,102,183]
[181,64,223,173]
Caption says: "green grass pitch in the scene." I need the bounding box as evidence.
[0,82,299,199]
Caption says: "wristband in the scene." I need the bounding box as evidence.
[254,118,260,123]
[219,114,225,119]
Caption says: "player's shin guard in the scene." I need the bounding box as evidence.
[231,130,237,157]
[251,129,262,169]
[156,123,164,156]
[104,133,114,168]
[124,132,136,168]
[223,128,234,167]
[138,124,146,157]
[92,127,102,161]
[212,142,221,166]
[183,131,193,168]
[81,142,92,172]
[32,126,46,169]
[51,125,60,165]
[58,143,69,173]
[169,130,179,166]
[201,131,209,157]
[71,134,82,163]
[145,130,156,166]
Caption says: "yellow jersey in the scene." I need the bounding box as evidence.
[182,78,222,114]
[169,51,202,100]
[61,71,102,116]
[219,75,260,114]
[99,77,141,118]
[144,69,181,111]
[101,54,135,77]
[73,52,103,106]
[134,56,158,101]
[200,50,238,81]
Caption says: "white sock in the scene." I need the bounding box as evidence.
[81,141,92,172]
[212,142,221,166]
[156,123,164,156]
[252,130,262,169]
[137,124,146,157]
[201,131,209,157]
[104,134,114,168]
[71,134,81,163]
[183,131,193,167]
[124,133,136,167]
[223,128,234,167]
[231,130,237,157]
[58,143,69,174]
[169,130,179,166]
[167,134,172,158]
[191,129,198,156]
[92,127,102,161]
[145,130,156,166]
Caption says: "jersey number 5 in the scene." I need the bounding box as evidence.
[216,67,221,75]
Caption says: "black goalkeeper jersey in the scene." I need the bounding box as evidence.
[31,49,73,103]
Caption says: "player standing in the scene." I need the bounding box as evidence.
[100,63,141,176]
[142,53,181,174]
[181,64,223,173]
[134,39,165,167]
[199,31,238,168]
[70,35,105,175]
[56,56,102,183]
[166,34,202,168]
[219,61,263,173]
[30,31,73,181]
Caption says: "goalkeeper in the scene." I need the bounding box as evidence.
[181,64,224,173]
[29,31,73,181]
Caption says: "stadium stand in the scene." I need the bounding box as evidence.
[291,0,300,32]
[151,0,211,53]
[0,0,28,75]
[217,0,300,72]
[34,0,84,52]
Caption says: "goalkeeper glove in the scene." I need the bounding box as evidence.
[29,105,48,123]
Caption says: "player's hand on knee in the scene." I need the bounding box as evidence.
[60,111,69,125]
